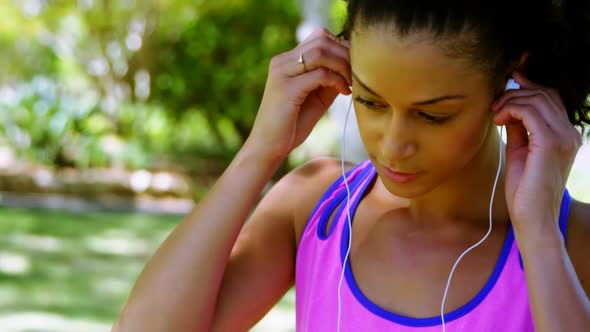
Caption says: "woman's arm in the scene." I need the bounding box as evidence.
[112,27,353,332]
[492,71,590,331]
[113,145,284,332]
[515,219,590,332]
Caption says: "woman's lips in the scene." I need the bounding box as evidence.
[380,164,419,184]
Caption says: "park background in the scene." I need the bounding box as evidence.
[1,1,589,331]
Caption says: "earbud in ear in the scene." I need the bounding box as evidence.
[505,78,520,91]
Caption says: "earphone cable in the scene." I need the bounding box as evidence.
[337,96,355,332]
[440,125,504,331]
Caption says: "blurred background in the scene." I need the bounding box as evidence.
[0,1,588,331]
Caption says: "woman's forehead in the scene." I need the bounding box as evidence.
[350,29,486,102]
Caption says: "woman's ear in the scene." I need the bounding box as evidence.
[494,51,530,97]
[517,51,530,72]
[504,51,530,78]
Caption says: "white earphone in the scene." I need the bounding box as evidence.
[337,78,520,332]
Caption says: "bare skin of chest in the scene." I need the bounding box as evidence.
[328,197,510,318]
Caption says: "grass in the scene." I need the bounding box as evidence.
[0,208,179,331]
[0,207,296,332]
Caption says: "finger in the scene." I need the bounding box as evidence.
[286,67,351,107]
[494,94,571,134]
[290,35,350,79]
[282,37,351,84]
[293,28,349,64]
[271,28,349,71]
[512,71,565,110]
[493,103,555,143]
[302,35,351,65]
[292,42,351,83]
[492,87,562,118]
[504,119,529,157]
[511,71,542,90]
[509,73,583,167]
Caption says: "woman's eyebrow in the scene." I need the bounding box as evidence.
[351,71,466,106]
[352,71,383,97]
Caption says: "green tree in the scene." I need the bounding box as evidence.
[0,0,300,170]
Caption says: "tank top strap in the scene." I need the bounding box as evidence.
[558,189,572,241]
[299,159,375,243]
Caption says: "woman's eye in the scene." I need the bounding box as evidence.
[354,96,451,124]
[354,96,385,109]
[419,112,450,124]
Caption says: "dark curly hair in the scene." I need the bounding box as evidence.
[338,0,590,134]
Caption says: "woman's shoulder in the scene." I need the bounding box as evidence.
[280,157,357,246]
[566,198,590,297]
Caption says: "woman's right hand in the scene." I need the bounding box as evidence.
[246,28,352,161]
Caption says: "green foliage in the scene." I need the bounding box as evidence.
[330,0,348,31]
[0,0,300,170]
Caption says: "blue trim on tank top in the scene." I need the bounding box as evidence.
[517,189,571,269]
[337,164,516,327]
[559,190,572,239]
[318,163,374,239]
[298,161,368,244]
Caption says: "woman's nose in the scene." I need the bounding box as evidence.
[380,113,417,162]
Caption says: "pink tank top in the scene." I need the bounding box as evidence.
[295,159,571,331]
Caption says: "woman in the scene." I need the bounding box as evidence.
[114,0,590,331]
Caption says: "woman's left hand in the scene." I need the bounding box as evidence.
[491,71,583,238]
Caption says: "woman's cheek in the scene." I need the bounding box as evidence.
[452,113,492,166]
[356,112,383,151]
[430,115,489,172]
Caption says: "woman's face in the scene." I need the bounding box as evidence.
[350,26,499,198]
